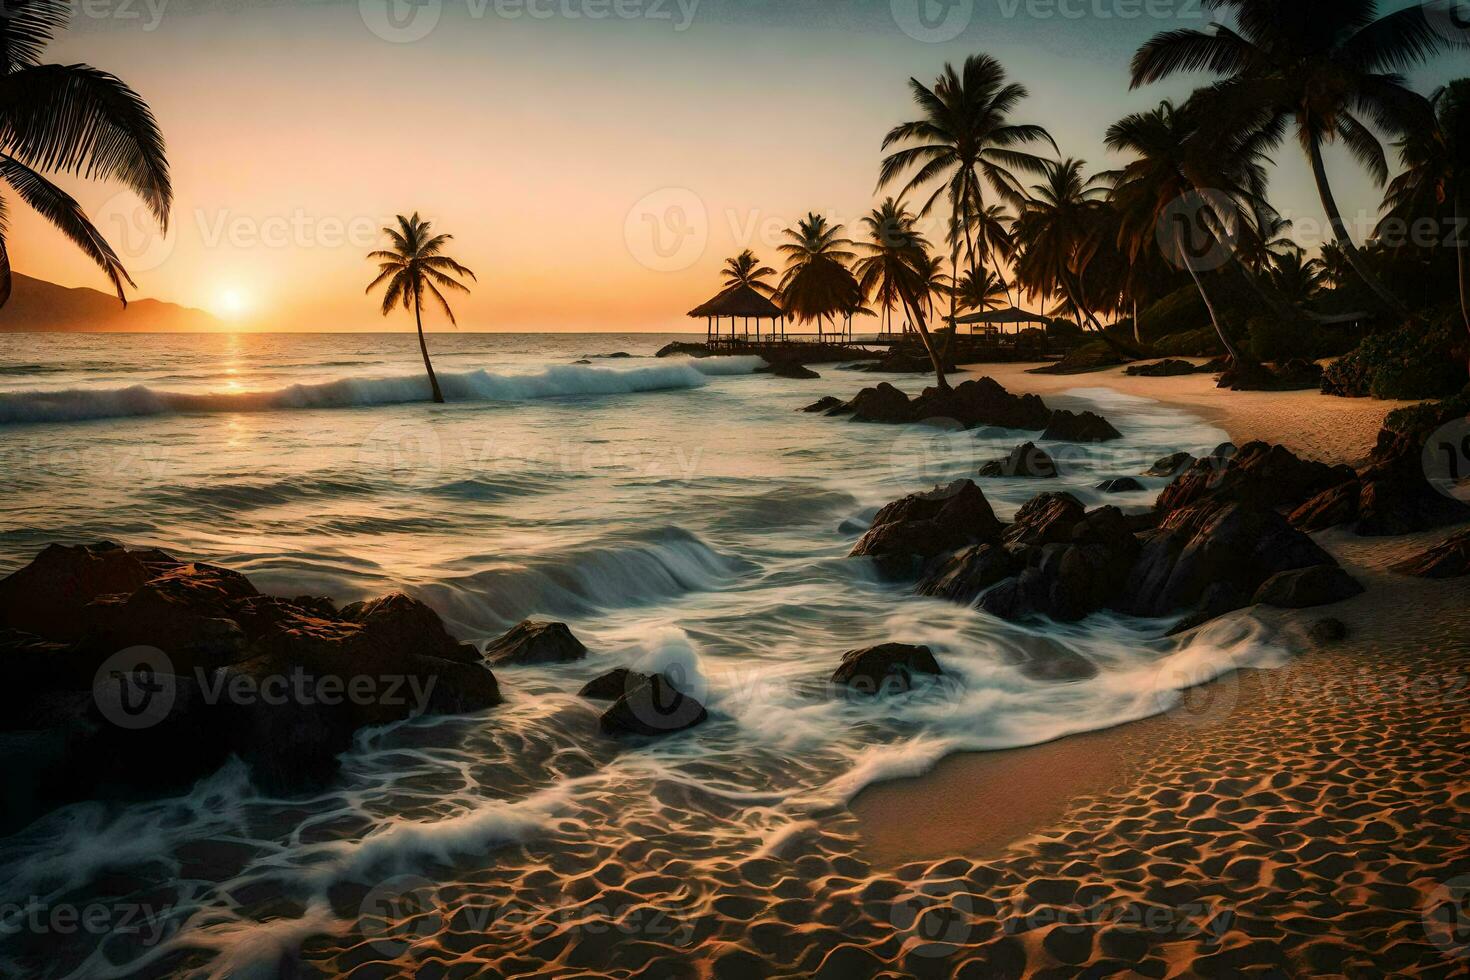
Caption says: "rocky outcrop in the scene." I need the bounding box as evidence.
[1097,478,1145,494]
[1002,493,1088,547]
[484,620,588,666]
[1391,529,1470,578]
[655,342,713,358]
[0,543,502,829]
[831,644,943,695]
[849,383,914,423]
[860,351,955,375]
[981,506,1140,623]
[1252,566,1365,609]
[1289,440,1470,537]
[598,673,708,737]
[1124,502,1337,621]
[1041,410,1123,443]
[762,361,821,380]
[1125,359,1197,377]
[578,667,654,701]
[1156,442,1350,517]
[850,480,1004,576]
[817,378,1054,430]
[980,442,1058,479]
[802,396,845,414]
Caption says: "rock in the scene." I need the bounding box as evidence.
[851,480,1004,576]
[1354,452,1470,537]
[656,342,712,358]
[1253,566,1365,609]
[579,668,654,702]
[831,643,943,695]
[802,396,845,414]
[599,673,707,736]
[1390,529,1470,578]
[982,506,1140,623]
[1003,492,1087,547]
[1041,410,1122,443]
[862,351,952,375]
[1123,502,1338,620]
[483,620,588,666]
[1125,359,1197,377]
[848,383,915,423]
[910,378,1054,430]
[916,544,1017,604]
[1308,618,1349,646]
[1017,644,1099,682]
[0,542,162,640]
[1145,452,1196,478]
[763,361,821,380]
[339,592,482,665]
[1097,478,1145,493]
[1157,442,1350,517]
[980,443,1058,479]
[1290,481,1362,533]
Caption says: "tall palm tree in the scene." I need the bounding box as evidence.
[366,213,476,405]
[851,202,951,388]
[953,267,1008,313]
[1268,247,1327,304]
[1380,80,1470,348]
[1013,159,1122,347]
[721,249,778,296]
[879,54,1055,349]
[777,213,863,344]
[1129,0,1461,315]
[0,1,172,308]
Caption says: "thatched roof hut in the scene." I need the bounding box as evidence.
[950,306,1053,332]
[689,284,785,343]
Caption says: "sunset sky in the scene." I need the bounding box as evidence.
[14,0,1463,332]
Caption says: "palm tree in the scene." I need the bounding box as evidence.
[851,202,951,388]
[777,213,863,344]
[1129,0,1460,315]
[366,213,476,405]
[1268,247,1327,304]
[1380,80,1470,348]
[0,2,171,308]
[879,54,1055,352]
[953,267,1008,313]
[721,249,778,296]
[1105,99,1265,361]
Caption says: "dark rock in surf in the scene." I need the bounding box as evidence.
[1041,410,1122,443]
[1002,493,1087,548]
[848,383,914,423]
[599,673,707,737]
[1252,565,1365,609]
[1391,528,1470,578]
[1156,442,1349,517]
[763,361,821,380]
[981,506,1140,623]
[1145,452,1196,478]
[831,643,943,696]
[0,541,157,640]
[656,342,712,359]
[483,620,588,667]
[911,377,1053,430]
[851,480,1004,576]
[1125,359,1196,378]
[1097,478,1145,494]
[980,443,1058,479]
[916,544,1017,605]
[579,667,655,702]
[802,396,845,415]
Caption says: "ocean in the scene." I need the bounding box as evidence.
[0,332,1287,976]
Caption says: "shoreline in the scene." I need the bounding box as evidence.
[851,364,1470,942]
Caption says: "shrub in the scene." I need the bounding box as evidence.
[1151,327,1223,358]
[1322,317,1466,400]
[1246,317,1315,363]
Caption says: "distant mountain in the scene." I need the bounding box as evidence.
[0,273,221,333]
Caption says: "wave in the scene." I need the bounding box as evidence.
[0,357,767,426]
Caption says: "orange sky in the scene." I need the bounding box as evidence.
[12,1,1461,332]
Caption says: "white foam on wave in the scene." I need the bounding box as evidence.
[0,356,767,425]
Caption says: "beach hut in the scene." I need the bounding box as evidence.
[687,284,786,344]
[950,306,1054,338]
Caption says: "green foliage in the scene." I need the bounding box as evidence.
[1383,385,1470,439]
[1322,317,1467,400]
[1150,327,1222,357]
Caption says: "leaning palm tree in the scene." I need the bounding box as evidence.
[879,54,1055,350]
[1129,0,1463,315]
[0,2,172,307]
[852,200,950,387]
[366,213,476,405]
[721,249,778,296]
[1380,80,1470,349]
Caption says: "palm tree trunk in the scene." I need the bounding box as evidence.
[900,291,949,391]
[1308,134,1408,317]
[1133,299,1142,346]
[1180,231,1242,364]
[1457,186,1469,373]
[414,285,445,404]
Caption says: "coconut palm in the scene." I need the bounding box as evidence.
[1380,80,1470,345]
[879,54,1055,349]
[0,1,172,308]
[366,213,476,405]
[1129,0,1463,314]
[953,267,1008,313]
[1268,247,1327,304]
[777,213,863,344]
[851,201,951,387]
[721,249,778,296]
[1105,99,1265,361]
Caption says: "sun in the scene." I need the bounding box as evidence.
[216,288,250,320]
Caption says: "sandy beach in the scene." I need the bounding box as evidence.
[851,363,1470,975]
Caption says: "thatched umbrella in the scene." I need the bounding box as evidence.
[687,283,785,342]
